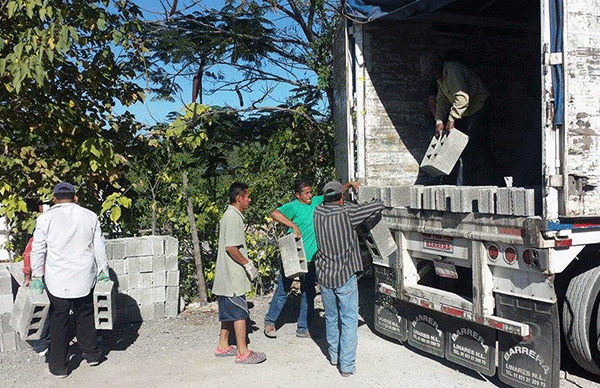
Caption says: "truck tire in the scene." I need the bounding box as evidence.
[562,266,600,375]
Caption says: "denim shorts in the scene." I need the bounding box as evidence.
[217,295,249,322]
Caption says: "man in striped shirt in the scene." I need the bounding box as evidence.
[313,181,384,377]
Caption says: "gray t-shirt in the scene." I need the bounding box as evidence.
[211,205,251,297]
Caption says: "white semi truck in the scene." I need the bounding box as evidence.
[332,1,600,387]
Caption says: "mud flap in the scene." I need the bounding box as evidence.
[374,293,408,341]
[496,294,560,388]
[445,319,496,376]
[406,303,446,358]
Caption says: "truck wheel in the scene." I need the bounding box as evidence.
[562,266,600,375]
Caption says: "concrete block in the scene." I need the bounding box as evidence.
[0,266,13,295]
[423,187,435,210]
[127,289,141,304]
[153,287,166,303]
[420,129,469,176]
[126,257,140,274]
[93,280,115,330]
[410,186,424,209]
[5,262,25,286]
[525,189,536,216]
[153,302,165,319]
[9,286,50,341]
[140,272,153,288]
[151,237,164,255]
[139,256,153,273]
[390,186,411,208]
[496,188,512,215]
[166,271,179,287]
[363,220,397,267]
[111,240,127,260]
[165,301,179,318]
[153,271,166,288]
[116,275,128,291]
[358,187,380,202]
[128,272,141,290]
[165,255,178,271]
[112,259,125,276]
[152,255,166,273]
[165,237,178,257]
[140,303,154,321]
[141,288,154,305]
[105,241,114,261]
[166,286,179,303]
[477,187,497,214]
[278,233,308,278]
[0,294,13,314]
[434,186,451,211]
[511,188,535,216]
[1,312,12,333]
[379,187,392,207]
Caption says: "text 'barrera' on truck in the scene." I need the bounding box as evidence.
[332,1,600,387]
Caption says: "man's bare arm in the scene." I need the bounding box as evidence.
[271,209,301,239]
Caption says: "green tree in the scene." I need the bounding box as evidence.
[0,0,146,242]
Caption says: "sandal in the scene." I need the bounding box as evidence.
[215,345,237,357]
[235,350,267,364]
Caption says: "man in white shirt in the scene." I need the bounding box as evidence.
[31,182,109,377]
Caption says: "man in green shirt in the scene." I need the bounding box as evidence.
[264,179,323,338]
[212,182,266,364]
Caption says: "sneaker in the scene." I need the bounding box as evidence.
[340,371,354,377]
[235,350,267,364]
[36,348,48,357]
[296,330,311,338]
[264,324,277,338]
[83,353,105,366]
[215,345,237,357]
[48,368,68,378]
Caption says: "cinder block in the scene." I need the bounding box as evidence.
[0,294,13,314]
[140,272,153,288]
[511,188,535,216]
[151,237,164,255]
[390,186,411,208]
[524,189,536,216]
[126,257,140,274]
[423,187,436,210]
[116,275,128,291]
[153,302,165,319]
[139,256,153,273]
[2,332,17,351]
[111,240,127,260]
[1,312,12,333]
[496,188,512,215]
[165,301,179,317]
[278,233,308,278]
[94,280,115,330]
[153,272,166,288]
[166,271,179,287]
[105,241,114,261]
[434,186,451,211]
[140,303,154,321]
[166,286,179,303]
[0,266,12,295]
[358,187,380,202]
[153,287,166,303]
[152,255,166,273]
[5,262,24,286]
[9,287,50,341]
[127,289,141,304]
[420,129,469,176]
[165,237,178,257]
[410,186,424,209]
[165,255,178,271]
[141,288,154,305]
[379,187,391,207]
[112,259,125,276]
[128,272,141,290]
[477,187,497,214]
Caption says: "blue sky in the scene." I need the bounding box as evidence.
[113,0,316,126]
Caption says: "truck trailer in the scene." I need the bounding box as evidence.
[332,1,600,387]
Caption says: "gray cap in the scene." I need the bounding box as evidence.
[323,181,343,197]
[53,181,75,195]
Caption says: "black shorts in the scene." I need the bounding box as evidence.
[217,295,249,322]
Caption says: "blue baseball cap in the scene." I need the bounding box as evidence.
[53,182,75,195]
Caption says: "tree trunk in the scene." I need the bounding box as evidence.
[182,172,207,305]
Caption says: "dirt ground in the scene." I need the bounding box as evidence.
[1,277,599,388]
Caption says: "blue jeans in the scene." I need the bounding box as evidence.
[264,261,316,333]
[320,274,358,374]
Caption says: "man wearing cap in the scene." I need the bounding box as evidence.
[313,180,384,377]
[30,182,110,377]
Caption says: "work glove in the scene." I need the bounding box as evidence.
[31,277,44,294]
[97,270,110,282]
[243,261,258,281]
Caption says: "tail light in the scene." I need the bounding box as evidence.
[504,246,517,264]
[522,249,537,266]
[488,244,499,261]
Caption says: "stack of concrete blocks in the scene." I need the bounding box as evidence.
[278,233,308,278]
[9,284,50,342]
[420,130,469,176]
[1,265,27,352]
[105,236,179,324]
[496,188,536,216]
[93,279,115,330]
